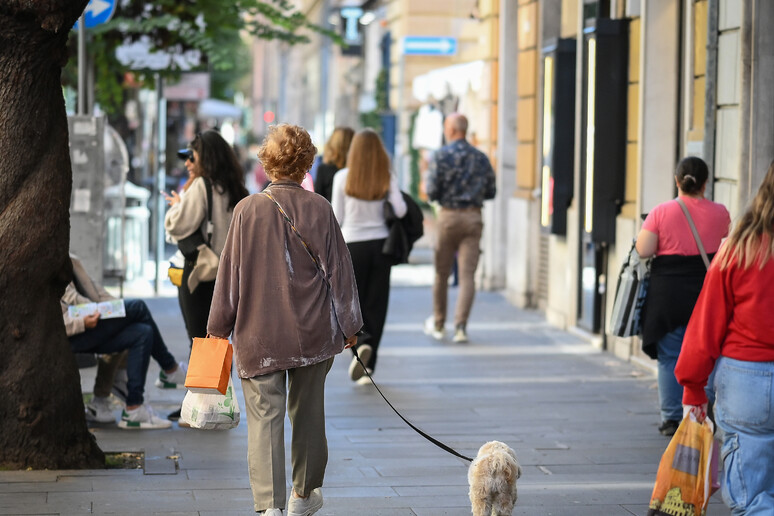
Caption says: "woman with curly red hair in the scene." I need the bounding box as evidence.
[207,124,363,516]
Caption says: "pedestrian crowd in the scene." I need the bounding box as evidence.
[61,113,774,515]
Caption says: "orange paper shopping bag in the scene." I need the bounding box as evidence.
[185,336,232,395]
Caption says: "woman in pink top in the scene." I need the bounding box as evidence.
[635,156,730,436]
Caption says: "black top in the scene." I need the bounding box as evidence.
[314,162,340,202]
[641,254,712,359]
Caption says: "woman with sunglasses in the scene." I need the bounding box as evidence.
[162,131,248,413]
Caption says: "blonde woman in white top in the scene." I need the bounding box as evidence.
[331,129,406,383]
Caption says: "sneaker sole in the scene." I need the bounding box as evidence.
[348,345,372,381]
[288,495,323,516]
[85,413,115,424]
[118,420,173,430]
[154,378,186,389]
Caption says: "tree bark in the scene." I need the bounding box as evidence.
[0,0,104,469]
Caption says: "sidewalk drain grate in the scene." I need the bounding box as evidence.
[105,452,143,470]
[143,447,178,475]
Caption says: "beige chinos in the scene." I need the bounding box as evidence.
[241,357,334,512]
[433,207,484,330]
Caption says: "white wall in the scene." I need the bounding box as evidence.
[482,0,520,292]
[505,198,533,306]
[639,0,681,214]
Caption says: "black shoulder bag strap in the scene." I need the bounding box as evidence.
[203,177,214,247]
[261,190,473,463]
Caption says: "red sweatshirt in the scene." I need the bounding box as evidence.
[675,252,774,405]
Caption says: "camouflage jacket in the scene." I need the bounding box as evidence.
[425,139,496,209]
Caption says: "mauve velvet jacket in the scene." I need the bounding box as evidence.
[207,181,363,378]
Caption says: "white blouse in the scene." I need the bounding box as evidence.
[331,168,407,243]
[164,177,233,257]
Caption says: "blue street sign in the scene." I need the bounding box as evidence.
[402,36,458,56]
[73,0,117,30]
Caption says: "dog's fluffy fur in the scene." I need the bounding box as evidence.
[468,441,522,516]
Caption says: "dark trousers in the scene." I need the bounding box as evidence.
[69,299,176,406]
[178,259,216,346]
[347,238,392,371]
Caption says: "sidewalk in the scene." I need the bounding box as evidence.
[0,263,728,515]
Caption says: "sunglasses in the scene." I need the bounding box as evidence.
[187,155,195,164]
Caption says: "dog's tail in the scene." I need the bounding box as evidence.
[491,453,521,486]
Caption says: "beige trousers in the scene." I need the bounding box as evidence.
[432,207,483,330]
[93,350,128,398]
[241,358,333,512]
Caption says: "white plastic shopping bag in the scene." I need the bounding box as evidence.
[180,376,240,430]
[609,242,650,337]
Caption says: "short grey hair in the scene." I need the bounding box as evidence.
[448,113,468,135]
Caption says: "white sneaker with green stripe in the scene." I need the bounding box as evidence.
[118,404,172,430]
[155,361,188,389]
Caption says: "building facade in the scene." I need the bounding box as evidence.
[494,0,774,365]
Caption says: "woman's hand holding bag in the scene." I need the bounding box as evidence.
[180,336,240,430]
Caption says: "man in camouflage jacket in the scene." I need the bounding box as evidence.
[424,113,496,344]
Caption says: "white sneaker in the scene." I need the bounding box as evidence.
[424,316,445,340]
[85,396,115,423]
[261,509,283,516]
[453,327,469,343]
[155,361,188,389]
[348,345,372,381]
[118,404,172,430]
[287,488,323,516]
[355,370,373,386]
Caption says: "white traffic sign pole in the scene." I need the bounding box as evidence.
[77,13,86,115]
[397,48,405,189]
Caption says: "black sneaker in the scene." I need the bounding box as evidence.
[167,407,182,421]
[658,420,680,436]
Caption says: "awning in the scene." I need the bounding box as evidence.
[197,99,242,120]
[412,60,485,102]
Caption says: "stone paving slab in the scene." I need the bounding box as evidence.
[0,280,732,515]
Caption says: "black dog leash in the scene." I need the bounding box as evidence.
[263,190,473,463]
[351,347,474,463]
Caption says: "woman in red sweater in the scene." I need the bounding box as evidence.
[675,161,774,516]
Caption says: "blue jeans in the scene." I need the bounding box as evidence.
[69,299,177,406]
[714,357,774,515]
[657,326,686,422]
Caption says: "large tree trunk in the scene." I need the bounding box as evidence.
[0,0,104,469]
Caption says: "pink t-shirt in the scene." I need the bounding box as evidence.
[300,172,314,192]
[642,196,731,256]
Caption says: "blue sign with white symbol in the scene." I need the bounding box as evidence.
[74,0,117,29]
[402,36,458,56]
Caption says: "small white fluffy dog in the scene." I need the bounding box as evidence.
[468,441,522,516]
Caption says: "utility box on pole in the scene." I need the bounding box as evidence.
[68,115,105,281]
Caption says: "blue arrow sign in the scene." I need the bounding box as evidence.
[402,36,458,56]
[73,0,117,29]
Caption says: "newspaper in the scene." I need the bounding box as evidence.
[67,299,126,320]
